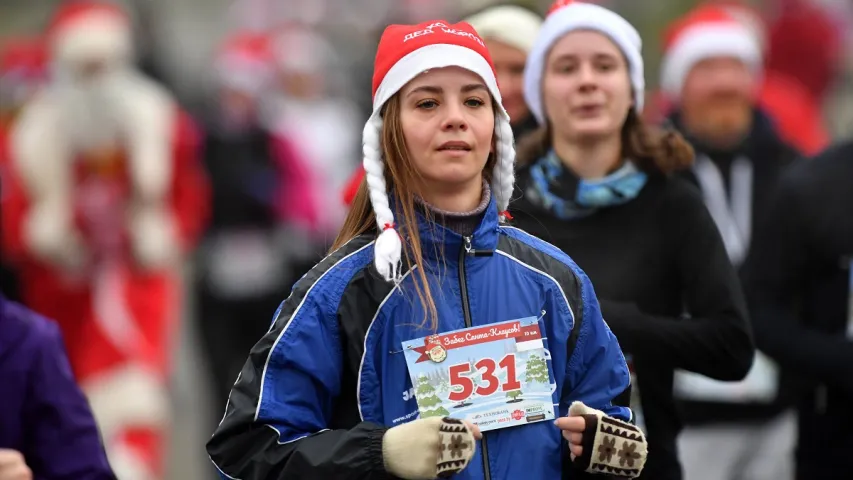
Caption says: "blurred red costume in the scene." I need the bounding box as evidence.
[0,2,209,478]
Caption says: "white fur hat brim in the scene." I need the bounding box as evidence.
[465,6,543,54]
[659,24,762,100]
[51,11,133,65]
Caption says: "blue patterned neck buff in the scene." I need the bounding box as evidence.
[526,150,648,220]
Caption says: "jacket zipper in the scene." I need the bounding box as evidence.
[460,235,491,480]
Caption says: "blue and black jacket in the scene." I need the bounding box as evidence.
[207,199,633,479]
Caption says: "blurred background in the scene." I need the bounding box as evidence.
[0,0,851,478]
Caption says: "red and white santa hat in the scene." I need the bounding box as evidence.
[273,25,335,75]
[463,5,543,55]
[524,0,645,124]
[46,1,132,67]
[659,5,762,100]
[215,32,275,95]
[364,20,514,283]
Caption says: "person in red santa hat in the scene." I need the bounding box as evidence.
[208,16,646,480]
[648,0,830,156]
[196,30,322,417]
[269,23,361,236]
[3,1,210,478]
[654,4,799,480]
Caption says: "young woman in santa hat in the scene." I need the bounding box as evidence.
[509,1,754,479]
[208,19,647,480]
[340,5,543,209]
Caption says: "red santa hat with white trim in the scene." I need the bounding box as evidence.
[364,20,515,283]
[659,4,762,100]
[523,0,646,124]
[216,32,275,95]
[10,1,180,271]
[46,0,133,67]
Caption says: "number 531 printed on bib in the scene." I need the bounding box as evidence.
[401,317,556,432]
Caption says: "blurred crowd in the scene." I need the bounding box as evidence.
[0,0,851,479]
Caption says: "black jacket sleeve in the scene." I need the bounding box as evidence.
[205,250,397,480]
[600,183,754,381]
[743,168,853,396]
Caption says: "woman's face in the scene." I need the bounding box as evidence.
[399,66,495,193]
[542,30,632,142]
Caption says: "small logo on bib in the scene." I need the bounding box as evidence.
[425,335,447,363]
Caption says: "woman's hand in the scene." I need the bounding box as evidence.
[562,401,648,478]
[382,417,480,479]
[0,450,32,480]
[555,415,586,458]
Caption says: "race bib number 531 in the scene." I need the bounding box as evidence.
[401,317,556,432]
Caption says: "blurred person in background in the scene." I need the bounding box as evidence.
[657,6,799,480]
[0,37,47,303]
[268,23,361,241]
[1,1,209,478]
[0,291,116,480]
[727,0,830,156]
[649,0,831,157]
[341,4,543,207]
[509,1,754,478]
[464,4,542,138]
[765,0,843,115]
[743,139,853,480]
[195,30,321,415]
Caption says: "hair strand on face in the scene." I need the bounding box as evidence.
[332,94,505,331]
[515,107,694,173]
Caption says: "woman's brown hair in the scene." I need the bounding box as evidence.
[515,107,694,173]
[329,94,498,330]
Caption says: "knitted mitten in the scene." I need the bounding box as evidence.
[382,417,476,479]
[568,401,647,478]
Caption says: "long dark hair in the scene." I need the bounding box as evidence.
[515,107,694,173]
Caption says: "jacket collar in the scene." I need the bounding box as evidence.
[393,194,500,268]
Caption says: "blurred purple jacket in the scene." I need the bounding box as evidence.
[0,295,115,479]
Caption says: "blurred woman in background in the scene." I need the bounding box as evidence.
[509,1,754,479]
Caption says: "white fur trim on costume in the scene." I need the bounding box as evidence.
[10,91,88,268]
[10,71,177,268]
[83,363,170,439]
[52,12,132,65]
[24,202,89,270]
[524,3,645,124]
[114,74,176,201]
[364,44,515,282]
[465,5,543,54]
[107,442,155,480]
[659,24,762,99]
[128,206,180,270]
